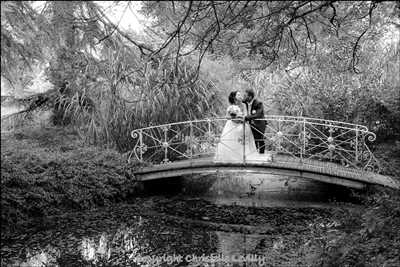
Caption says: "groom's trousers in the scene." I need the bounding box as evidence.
[250,126,265,154]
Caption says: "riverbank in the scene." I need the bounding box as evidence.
[1,126,142,237]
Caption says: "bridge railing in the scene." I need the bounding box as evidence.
[129,116,381,173]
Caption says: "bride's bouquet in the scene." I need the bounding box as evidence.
[227,105,243,123]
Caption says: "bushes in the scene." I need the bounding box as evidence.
[317,188,400,266]
[48,47,222,153]
[1,127,142,236]
[315,143,400,266]
[307,137,400,266]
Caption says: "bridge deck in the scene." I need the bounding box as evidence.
[133,154,399,190]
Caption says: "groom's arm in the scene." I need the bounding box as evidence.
[245,101,264,121]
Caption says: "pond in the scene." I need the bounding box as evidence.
[1,173,361,266]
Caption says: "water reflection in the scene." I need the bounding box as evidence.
[8,248,60,267]
[5,218,265,266]
[183,172,354,208]
[81,233,111,263]
[78,220,155,265]
[6,228,281,267]
[2,199,327,266]
[5,214,217,266]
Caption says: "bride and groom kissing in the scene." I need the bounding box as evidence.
[214,88,271,162]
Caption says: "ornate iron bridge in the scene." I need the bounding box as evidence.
[129,116,399,189]
[130,116,380,170]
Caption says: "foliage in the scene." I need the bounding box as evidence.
[196,8,400,140]
[1,1,223,151]
[139,1,400,73]
[1,2,45,82]
[1,1,105,93]
[2,1,399,145]
[315,188,400,267]
[312,144,400,267]
[0,126,143,236]
[53,45,222,152]
[267,38,400,140]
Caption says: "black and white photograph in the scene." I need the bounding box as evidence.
[1,1,399,266]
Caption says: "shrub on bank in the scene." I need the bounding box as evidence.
[316,188,400,266]
[316,142,400,267]
[1,126,142,236]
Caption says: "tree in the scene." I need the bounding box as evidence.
[1,1,222,149]
[138,1,399,75]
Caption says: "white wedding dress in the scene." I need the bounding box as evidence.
[214,104,261,162]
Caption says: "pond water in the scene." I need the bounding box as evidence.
[1,174,361,266]
[1,197,359,266]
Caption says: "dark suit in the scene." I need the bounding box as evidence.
[245,99,266,153]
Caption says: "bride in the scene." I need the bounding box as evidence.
[214,91,259,162]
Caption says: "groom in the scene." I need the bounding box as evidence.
[243,88,266,154]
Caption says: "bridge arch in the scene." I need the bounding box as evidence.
[129,116,399,189]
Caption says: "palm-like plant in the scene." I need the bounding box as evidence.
[1,1,222,151]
